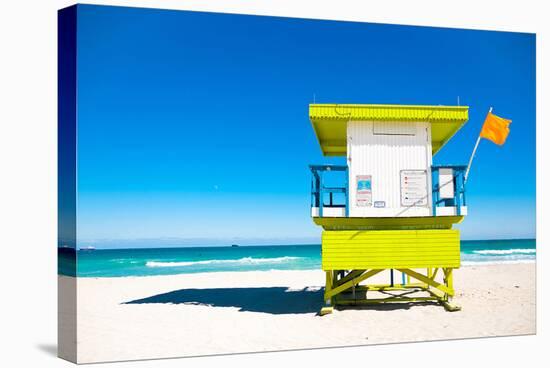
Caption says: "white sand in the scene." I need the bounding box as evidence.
[64,263,536,363]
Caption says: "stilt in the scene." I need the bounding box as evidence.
[320,270,334,315]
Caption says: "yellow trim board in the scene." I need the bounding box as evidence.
[313,215,464,230]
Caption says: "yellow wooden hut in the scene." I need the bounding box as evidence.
[308,104,469,314]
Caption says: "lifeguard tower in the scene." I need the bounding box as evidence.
[308,104,469,314]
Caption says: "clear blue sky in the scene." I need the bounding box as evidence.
[75,5,536,247]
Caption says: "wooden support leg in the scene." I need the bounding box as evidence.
[320,268,461,313]
[321,271,334,315]
[325,269,383,300]
[398,268,454,296]
[440,268,461,312]
[334,270,365,287]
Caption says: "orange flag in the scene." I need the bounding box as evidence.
[479,112,512,145]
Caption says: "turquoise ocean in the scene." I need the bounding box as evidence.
[61,239,536,278]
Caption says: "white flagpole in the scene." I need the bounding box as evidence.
[464,107,492,184]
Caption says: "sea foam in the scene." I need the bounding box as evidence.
[472,248,536,255]
[462,259,536,266]
[145,256,302,268]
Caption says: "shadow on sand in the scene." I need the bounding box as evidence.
[123,287,324,314]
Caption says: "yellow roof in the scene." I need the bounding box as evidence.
[309,104,469,156]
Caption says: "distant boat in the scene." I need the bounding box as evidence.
[81,246,96,251]
[231,244,239,247]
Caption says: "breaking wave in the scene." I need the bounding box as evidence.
[146,256,302,268]
[472,249,536,255]
[462,259,536,266]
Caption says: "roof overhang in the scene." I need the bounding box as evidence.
[309,104,469,156]
[313,215,464,230]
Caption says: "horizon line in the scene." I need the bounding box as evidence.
[59,237,537,250]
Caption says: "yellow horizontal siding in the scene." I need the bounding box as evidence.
[322,229,460,270]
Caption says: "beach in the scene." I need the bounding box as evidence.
[61,262,536,363]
